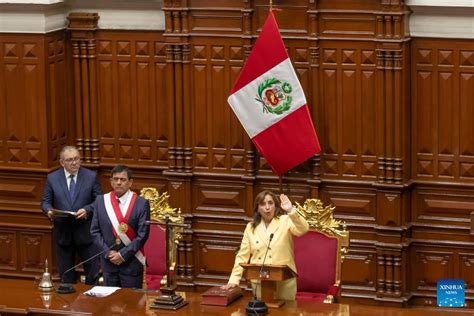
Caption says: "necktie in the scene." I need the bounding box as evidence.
[69,174,76,199]
[117,198,124,216]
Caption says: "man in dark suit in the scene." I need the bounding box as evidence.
[90,165,150,288]
[42,145,102,285]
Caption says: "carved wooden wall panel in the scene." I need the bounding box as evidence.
[0,174,42,212]
[0,230,16,271]
[459,253,474,290]
[412,186,474,229]
[19,231,49,275]
[412,38,474,182]
[0,32,67,169]
[320,42,378,180]
[190,37,248,175]
[409,247,474,307]
[45,31,71,168]
[190,179,247,286]
[193,231,244,289]
[0,30,66,279]
[342,248,377,299]
[1,0,474,308]
[410,37,474,304]
[93,31,170,169]
[0,38,43,167]
[0,228,53,278]
[0,174,54,276]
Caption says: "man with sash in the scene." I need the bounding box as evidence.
[91,165,150,288]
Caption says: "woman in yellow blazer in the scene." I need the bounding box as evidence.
[222,190,309,300]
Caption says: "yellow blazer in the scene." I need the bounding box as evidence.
[228,211,309,300]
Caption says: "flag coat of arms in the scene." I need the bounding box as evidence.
[227,10,320,175]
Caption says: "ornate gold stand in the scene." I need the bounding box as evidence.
[150,287,188,310]
[140,188,189,310]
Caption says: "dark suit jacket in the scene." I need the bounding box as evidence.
[90,193,150,276]
[42,167,102,246]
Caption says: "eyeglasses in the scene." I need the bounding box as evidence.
[63,157,81,163]
[111,177,129,183]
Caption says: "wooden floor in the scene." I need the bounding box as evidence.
[0,278,471,315]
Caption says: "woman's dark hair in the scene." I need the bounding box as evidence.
[251,190,283,230]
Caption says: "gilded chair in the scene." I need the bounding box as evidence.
[140,188,184,290]
[293,199,349,303]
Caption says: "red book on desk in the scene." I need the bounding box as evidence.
[201,286,243,306]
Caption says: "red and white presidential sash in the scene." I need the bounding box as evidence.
[104,191,146,266]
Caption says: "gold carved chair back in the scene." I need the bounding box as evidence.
[294,199,349,303]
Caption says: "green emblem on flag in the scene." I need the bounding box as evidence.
[255,78,293,115]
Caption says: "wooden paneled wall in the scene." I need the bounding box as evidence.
[0,29,67,278]
[0,0,473,307]
[409,37,474,306]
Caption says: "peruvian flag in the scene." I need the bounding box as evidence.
[227,10,320,175]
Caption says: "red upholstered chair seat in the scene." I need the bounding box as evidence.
[295,230,340,303]
[144,224,166,290]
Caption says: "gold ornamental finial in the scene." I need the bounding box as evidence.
[140,187,183,224]
[295,199,347,237]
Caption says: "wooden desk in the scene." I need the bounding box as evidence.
[0,278,471,315]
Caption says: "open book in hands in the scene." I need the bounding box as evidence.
[50,208,76,218]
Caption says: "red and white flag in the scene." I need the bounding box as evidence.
[227,10,320,175]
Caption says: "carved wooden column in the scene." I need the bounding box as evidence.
[173,44,185,173]
[163,0,194,289]
[373,0,411,306]
[377,248,405,295]
[67,13,100,164]
[178,216,194,284]
[377,47,405,185]
[375,1,409,185]
[182,45,193,175]
[165,44,177,172]
[241,1,257,213]
[163,4,192,176]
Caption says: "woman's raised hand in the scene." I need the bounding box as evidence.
[280,194,293,213]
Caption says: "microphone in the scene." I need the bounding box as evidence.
[259,233,274,280]
[57,242,117,294]
[246,233,274,316]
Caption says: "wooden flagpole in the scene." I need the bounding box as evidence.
[278,175,283,194]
